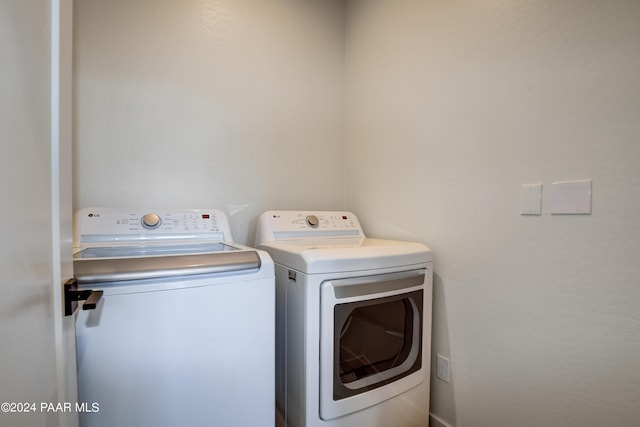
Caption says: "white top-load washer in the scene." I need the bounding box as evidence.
[255,211,433,427]
[72,208,274,427]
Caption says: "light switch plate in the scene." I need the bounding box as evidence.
[551,179,592,214]
[521,183,542,215]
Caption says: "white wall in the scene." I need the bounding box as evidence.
[73,0,345,244]
[74,1,640,425]
[345,1,640,426]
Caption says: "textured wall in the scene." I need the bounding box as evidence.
[75,1,640,424]
[73,0,345,244]
[345,0,640,425]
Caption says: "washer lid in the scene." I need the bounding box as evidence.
[257,237,431,274]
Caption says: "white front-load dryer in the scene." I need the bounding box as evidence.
[255,211,433,427]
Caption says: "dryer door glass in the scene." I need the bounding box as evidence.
[333,289,423,400]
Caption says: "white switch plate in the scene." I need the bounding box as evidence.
[551,179,592,214]
[521,183,542,215]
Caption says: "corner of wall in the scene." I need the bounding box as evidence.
[430,413,454,427]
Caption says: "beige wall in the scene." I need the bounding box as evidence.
[73,0,345,244]
[345,0,640,426]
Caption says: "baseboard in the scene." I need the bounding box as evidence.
[430,413,454,427]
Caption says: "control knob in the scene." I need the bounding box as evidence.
[305,215,319,228]
[141,213,162,229]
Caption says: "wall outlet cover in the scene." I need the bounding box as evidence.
[436,354,450,383]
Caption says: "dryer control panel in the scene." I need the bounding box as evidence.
[255,211,365,244]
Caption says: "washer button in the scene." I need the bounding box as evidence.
[306,215,319,228]
[141,213,162,229]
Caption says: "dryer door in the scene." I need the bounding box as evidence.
[319,269,427,420]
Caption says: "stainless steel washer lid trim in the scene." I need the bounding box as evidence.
[74,250,262,284]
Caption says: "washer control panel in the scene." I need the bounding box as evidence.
[74,208,233,246]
